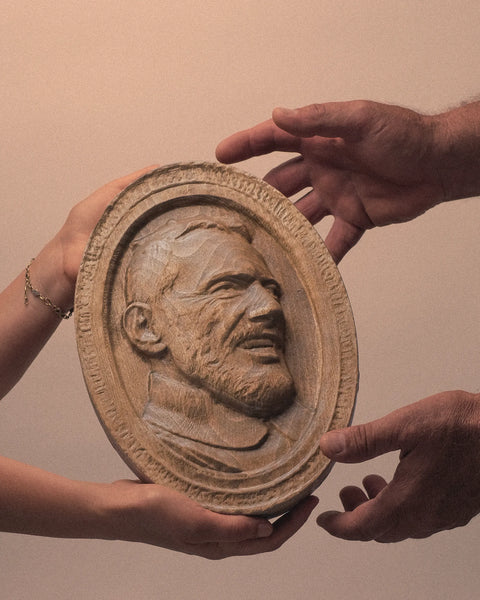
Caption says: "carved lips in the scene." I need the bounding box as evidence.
[236,330,284,362]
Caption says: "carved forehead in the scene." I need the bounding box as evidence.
[125,211,260,300]
[130,216,254,270]
[168,228,273,291]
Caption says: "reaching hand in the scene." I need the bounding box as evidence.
[216,101,446,262]
[316,390,480,542]
[106,481,318,559]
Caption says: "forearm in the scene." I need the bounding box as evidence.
[0,455,112,539]
[431,100,480,201]
[0,237,74,399]
[0,455,313,556]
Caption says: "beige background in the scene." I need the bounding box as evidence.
[1,1,479,599]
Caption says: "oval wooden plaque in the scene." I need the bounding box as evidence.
[75,162,358,516]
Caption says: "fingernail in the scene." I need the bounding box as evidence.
[323,431,345,456]
[256,521,273,538]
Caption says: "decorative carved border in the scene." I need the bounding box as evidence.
[75,162,358,515]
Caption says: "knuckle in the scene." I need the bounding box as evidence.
[350,99,371,116]
[349,424,374,457]
[349,99,376,125]
[249,127,273,155]
[349,100,378,137]
[310,103,327,120]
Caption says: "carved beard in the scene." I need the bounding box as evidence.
[176,338,295,419]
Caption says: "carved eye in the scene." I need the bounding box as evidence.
[209,279,244,295]
[214,282,235,292]
[264,281,282,300]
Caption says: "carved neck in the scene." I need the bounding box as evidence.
[144,372,269,449]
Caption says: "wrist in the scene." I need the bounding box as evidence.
[429,102,480,201]
[28,239,76,315]
[95,480,151,544]
[56,480,131,542]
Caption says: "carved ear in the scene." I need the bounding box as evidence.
[123,302,167,356]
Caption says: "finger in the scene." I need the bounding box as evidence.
[216,119,302,163]
[316,508,374,541]
[263,156,311,197]
[339,486,369,511]
[317,495,396,542]
[294,190,329,224]
[319,409,408,464]
[105,165,160,196]
[320,395,439,464]
[112,165,160,187]
[220,495,319,558]
[269,495,319,541]
[272,101,372,140]
[324,217,365,264]
[187,511,274,545]
[363,474,388,499]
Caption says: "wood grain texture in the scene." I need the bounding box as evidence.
[75,162,358,516]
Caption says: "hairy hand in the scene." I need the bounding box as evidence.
[316,390,480,542]
[216,101,444,262]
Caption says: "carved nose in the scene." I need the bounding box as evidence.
[246,282,283,321]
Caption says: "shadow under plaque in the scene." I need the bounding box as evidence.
[75,162,358,516]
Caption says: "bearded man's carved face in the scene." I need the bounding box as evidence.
[153,228,295,418]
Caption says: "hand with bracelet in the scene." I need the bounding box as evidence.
[0,166,317,558]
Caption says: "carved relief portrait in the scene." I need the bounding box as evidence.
[75,163,358,516]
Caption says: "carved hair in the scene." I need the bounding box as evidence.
[124,212,254,304]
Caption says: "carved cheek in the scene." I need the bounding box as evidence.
[173,297,224,341]
[195,296,246,347]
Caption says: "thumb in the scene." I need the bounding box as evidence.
[272,101,371,140]
[320,412,404,463]
[188,513,274,544]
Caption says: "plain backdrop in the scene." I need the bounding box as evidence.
[1,2,479,599]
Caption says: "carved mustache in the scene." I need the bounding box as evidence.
[232,327,285,352]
